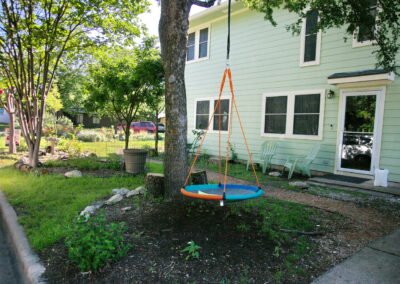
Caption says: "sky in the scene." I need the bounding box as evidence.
[139,1,210,37]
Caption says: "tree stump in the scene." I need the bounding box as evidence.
[191,170,208,185]
[145,173,165,198]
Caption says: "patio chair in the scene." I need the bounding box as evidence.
[283,144,320,179]
[246,141,277,174]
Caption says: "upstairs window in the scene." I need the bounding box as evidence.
[300,10,321,66]
[186,27,210,62]
[186,33,195,61]
[353,0,378,47]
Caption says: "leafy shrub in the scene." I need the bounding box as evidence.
[65,214,131,271]
[58,138,82,156]
[43,115,74,137]
[77,130,107,142]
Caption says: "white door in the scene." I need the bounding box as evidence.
[337,89,384,175]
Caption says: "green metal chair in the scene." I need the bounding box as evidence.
[246,141,277,174]
[283,144,320,179]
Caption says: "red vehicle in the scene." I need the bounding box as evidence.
[118,121,156,134]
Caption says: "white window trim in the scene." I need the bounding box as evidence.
[352,3,379,48]
[352,27,377,48]
[186,24,211,64]
[260,89,325,140]
[299,11,322,67]
[334,86,386,176]
[77,114,84,124]
[193,96,231,134]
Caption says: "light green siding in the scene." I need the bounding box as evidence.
[186,6,400,182]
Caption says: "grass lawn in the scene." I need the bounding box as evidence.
[0,163,163,251]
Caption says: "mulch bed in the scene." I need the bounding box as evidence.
[40,195,368,284]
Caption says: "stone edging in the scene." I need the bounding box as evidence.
[0,191,45,284]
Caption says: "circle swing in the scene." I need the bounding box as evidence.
[181,0,263,205]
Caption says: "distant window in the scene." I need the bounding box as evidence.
[92,117,100,124]
[357,0,378,43]
[186,26,210,62]
[300,10,321,66]
[186,32,195,61]
[77,114,83,124]
[262,90,324,139]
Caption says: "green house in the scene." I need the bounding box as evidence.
[185,2,400,183]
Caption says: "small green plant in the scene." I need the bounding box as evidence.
[58,138,82,157]
[229,143,238,162]
[182,240,201,260]
[65,213,132,271]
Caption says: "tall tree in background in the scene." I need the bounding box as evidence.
[0,0,148,167]
[159,0,399,198]
[85,40,164,150]
[0,88,16,153]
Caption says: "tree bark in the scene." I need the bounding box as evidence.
[8,112,16,154]
[159,0,192,199]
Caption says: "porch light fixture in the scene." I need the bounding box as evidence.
[326,89,335,99]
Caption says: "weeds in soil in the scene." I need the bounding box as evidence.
[45,155,122,171]
[66,213,131,271]
[182,240,202,260]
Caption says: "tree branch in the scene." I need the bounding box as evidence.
[191,0,217,8]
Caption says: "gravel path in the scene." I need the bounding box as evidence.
[206,170,399,242]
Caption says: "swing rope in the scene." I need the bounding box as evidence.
[183,0,260,191]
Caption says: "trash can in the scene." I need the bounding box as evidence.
[374,169,389,187]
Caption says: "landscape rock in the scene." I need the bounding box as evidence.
[121,206,132,212]
[106,194,123,205]
[80,202,104,217]
[269,171,282,177]
[126,186,146,197]
[89,153,97,158]
[112,188,130,196]
[289,181,309,189]
[64,170,82,178]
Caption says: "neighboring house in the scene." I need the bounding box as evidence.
[62,110,116,128]
[185,1,400,182]
[0,109,10,124]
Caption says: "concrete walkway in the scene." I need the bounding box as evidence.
[313,228,400,284]
[0,217,23,284]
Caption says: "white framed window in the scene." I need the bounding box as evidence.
[186,26,210,63]
[77,114,83,124]
[352,0,378,48]
[261,89,325,140]
[92,116,100,124]
[300,10,321,67]
[194,97,230,132]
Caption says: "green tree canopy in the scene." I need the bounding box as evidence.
[85,39,164,149]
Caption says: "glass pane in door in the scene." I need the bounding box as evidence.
[340,95,376,171]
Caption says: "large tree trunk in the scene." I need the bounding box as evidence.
[8,112,16,154]
[159,0,192,199]
[154,109,159,155]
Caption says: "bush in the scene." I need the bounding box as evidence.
[58,138,82,156]
[43,114,74,137]
[77,130,107,142]
[65,214,131,271]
